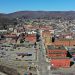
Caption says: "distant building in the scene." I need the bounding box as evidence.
[9,28,14,31]
[0,30,7,34]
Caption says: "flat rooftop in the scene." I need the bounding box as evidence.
[47,45,66,50]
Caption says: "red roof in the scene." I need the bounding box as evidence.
[25,34,36,43]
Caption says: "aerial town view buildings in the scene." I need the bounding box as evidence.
[1,0,75,75]
[0,19,75,75]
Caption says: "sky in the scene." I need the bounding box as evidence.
[0,0,75,13]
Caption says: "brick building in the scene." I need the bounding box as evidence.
[42,30,51,37]
[47,45,67,58]
[52,39,75,46]
[42,30,52,47]
[25,34,36,43]
[50,57,70,68]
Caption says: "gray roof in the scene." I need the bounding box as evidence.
[47,45,66,50]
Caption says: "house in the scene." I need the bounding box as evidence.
[46,45,67,58]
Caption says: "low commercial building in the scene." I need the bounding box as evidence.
[47,45,67,58]
[25,34,36,43]
[42,30,52,47]
[42,30,51,38]
[46,45,71,68]
[50,57,70,68]
[53,39,75,46]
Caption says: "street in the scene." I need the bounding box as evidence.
[37,30,52,75]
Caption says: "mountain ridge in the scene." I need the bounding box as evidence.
[1,11,75,19]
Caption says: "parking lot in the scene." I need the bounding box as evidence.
[0,43,38,75]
